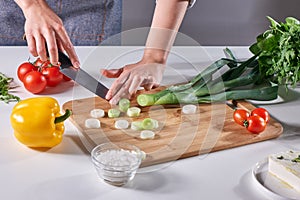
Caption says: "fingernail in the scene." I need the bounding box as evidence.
[73,61,80,68]
[53,61,60,66]
[105,94,110,100]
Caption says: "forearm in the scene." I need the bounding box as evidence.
[14,0,48,17]
[144,0,189,63]
[103,0,190,103]
[152,0,189,30]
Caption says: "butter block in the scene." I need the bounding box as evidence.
[268,150,300,193]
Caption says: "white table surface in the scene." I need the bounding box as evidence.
[0,46,299,200]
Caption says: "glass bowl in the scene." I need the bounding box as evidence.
[91,142,142,186]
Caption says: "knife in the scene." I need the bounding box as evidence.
[225,100,238,110]
[58,51,109,99]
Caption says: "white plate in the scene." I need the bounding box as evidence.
[252,158,300,200]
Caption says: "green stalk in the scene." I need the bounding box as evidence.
[224,47,237,61]
[54,109,72,124]
[189,58,237,85]
[192,57,253,91]
[136,48,278,107]
[154,91,198,105]
[137,89,171,106]
[196,85,278,103]
[221,55,257,81]
[194,65,260,96]
[167,58,234,92]
[137,84,278,106]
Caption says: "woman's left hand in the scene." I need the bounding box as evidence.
[102,0,190,105]
[102,59,165,105]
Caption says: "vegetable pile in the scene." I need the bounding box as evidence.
[137,16,300,106]
[17,57,71,94]
[0,72,20,103]
[86,98,159,140]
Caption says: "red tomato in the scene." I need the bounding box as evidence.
[63,74,72,81]
[17,62,37,82]
[34,58,51,68]
[245,115,267,134]
[251,108,270,123]
[233,109,250,126]
[23,71,47,94]
[41,66,63,87]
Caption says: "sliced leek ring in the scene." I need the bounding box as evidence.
[85,118,101,129]
[115,119,129,129]
[140,130,155,140]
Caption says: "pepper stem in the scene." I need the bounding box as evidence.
[55,109,72,124]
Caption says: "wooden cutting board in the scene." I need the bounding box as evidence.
[62,88,283,167]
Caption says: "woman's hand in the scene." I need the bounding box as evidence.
[102,57,165,105]
[15,0,80,67]
[102,0,189,105]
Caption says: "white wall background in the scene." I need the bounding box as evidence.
[122,0,300,46]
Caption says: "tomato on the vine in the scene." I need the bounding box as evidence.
[33,58,51,68]
[18,57,71,93]
[245,115,266,134]
[233,109,250,126]
[251,108,270,123]
[17,62,37,82]
[63,74,72,81]
[41,66,63,87]
[23,71,47,94]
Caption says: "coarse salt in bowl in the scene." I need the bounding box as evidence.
[91,142,142,186]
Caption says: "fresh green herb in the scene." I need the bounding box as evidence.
[250,16,300,87]
[277,156,284,160]
[0,73,20,103]
[292,155,300,163]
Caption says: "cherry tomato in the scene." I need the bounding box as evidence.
[233,109,250,126]
[251,108,270,123]
[63,74,72,81]
[41,66,63,87]
[17,62,37,82]
[34,58,51,68]
[23,71,47,94]
[245,115,266,134]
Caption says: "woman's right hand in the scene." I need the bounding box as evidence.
[15,0,80,67]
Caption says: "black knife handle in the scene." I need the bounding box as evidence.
[58,51,73,69]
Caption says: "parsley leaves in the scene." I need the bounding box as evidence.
[250,16,300,87]
[0,73,20,103]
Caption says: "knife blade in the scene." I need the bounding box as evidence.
[58,51,109,99]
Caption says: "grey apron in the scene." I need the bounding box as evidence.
[0,0,122,46]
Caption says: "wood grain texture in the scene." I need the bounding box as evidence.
[63,89,283,167]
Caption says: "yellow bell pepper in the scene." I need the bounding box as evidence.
[10,97,71,148]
